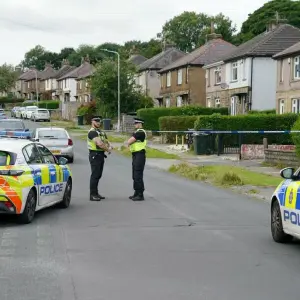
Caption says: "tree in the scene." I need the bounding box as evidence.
[91,58,153,117]
[158,11,236,52]
[0,64,18,94]
[20,45,47,70]
[123,39,162,58]
[237,0,300,44]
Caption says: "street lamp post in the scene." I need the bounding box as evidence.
[100,49,120,132]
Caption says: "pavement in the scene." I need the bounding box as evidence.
[1,121,300,300]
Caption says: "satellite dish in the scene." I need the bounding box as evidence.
[220,82,229,89]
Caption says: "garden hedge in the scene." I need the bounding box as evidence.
[291,116,300,157]
[248,109,276,115]
[22,100,60,109]
[0,97,24,104]
[158,116,199,143]
[195,113,298,145]
[137,106,228,131]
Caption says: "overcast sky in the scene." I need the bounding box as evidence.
[0,0,268,65]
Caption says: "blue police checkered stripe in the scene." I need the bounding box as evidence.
[62,167,69,182]
[31,166,42,185]
[48,164,57,183]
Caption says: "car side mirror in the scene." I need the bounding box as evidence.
[57,157,68,165]
[25,128,29,132]
[280,167,295,179]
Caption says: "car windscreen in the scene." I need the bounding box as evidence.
[37,109,48,113]
[0,120,25,130]
[38,130,68,139]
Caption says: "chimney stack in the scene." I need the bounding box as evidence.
[163,40,175,51]
[206,21,222,41]
[267,12,287,31]
[61,59,70,66]
[84,54,90,63]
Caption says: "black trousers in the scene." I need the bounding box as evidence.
[89,151,105,195]
[132,150,146,194]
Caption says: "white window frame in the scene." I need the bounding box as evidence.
[294,56,300,79]
[214,67,221,84]
[215,98,220,107]
[177,69,182,85]
[292,98,300,113]
[165,97,170,107]
[231,62,238,81]
[167,72,171,87]
[279,60,283,82]
[242,59,246,80]
[279,99,285,114]
[231,97,237,115]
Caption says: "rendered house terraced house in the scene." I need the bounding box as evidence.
[204,21,300,115]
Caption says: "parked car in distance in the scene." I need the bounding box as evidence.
[0,119,29,132]
[0,111,7,119]
[31,109,50,122]
[31,127,74,163]
[24,106,38,119]
[16,107,25,119]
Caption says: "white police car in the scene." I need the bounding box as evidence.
[0,130,72,224]
[271,167,300,242]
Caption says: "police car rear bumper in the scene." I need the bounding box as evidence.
[0,196,16,214]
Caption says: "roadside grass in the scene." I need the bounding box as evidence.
[168,163,282,187]
[40,120,80,130]
[116,145,180,159]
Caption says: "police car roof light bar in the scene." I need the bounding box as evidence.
[0,130,31,139]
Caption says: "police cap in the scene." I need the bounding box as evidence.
[91,116,102,122]
[133,117,144,124]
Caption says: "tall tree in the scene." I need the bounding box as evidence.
[91,58,153,117]
[158,11,236,52]
[0,64,18,94]
[237,0,300,44]
[123,39,162,58]
[20,45,47,70]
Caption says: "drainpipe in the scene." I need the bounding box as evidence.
[249,57,254,111]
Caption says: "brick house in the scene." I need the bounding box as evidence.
[157,33,236,107]
[134,45,185,106]
[39,63,57,100]
[23,68,42,101]
[273,41,300,114]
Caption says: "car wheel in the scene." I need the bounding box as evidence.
[68,156,74,163]
[58,179,72,208]
[271,200,293,243]
[18,189,37,224]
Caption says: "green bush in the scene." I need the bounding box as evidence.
[77,101,97,124]
[22,100,60,109]
[195,113,298,145]
[137,106,228,131]
[0,97,24,104]
[291,117,300,157]
[248,109,276,115]
[158,116,199,143]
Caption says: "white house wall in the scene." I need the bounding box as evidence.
[251,57,277,110]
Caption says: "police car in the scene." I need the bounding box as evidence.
[0,130,72,224]
[271,167,300,243]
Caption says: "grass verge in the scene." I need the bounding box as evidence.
[115,145,179,159]
[169,163,282,187]
[76,134,127,143]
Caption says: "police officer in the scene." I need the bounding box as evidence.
[126,118,147,201]
[87,116,113,201]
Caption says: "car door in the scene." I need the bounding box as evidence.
[35,143,64,205]
[22,144,45,206]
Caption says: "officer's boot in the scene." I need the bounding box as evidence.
[129,191,138,199]
[132,191,144,201]
[90,194,102,201]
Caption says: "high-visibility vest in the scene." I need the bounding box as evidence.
[87,128,106,151]
[130,128,147,153]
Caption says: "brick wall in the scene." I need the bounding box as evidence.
[265,149,300,167]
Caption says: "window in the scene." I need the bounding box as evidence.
[165,97,170,107]
[231,62,238,81]
[279,60,283,82]
[214,67,221,84]
[293,56,300,79]
[176,96,182,107]
[79,81,82,89]
[35,144,57,164]
[186,67,189,83]
[242,59,246,79]
[231,97,237,115]
[23,144,43,164]
[292,99,300,113]
[177,69,182,85]
[279,99,285,114]
[215,98,220,108]
[167,72,171,87]
[206,69,210,86]
[207,97,211,107]
[64,79,67,88]
[160,75,164,88]
[85,80,88,87]
[0,151,11,166]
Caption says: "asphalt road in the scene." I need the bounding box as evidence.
[1,121,300,300]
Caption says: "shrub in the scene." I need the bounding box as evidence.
[77,101,97,124]
[137,106,228,131]
[195,113,298,145]
[22,100,60,109]
[0,97,24,104]
[158,116,199,143]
